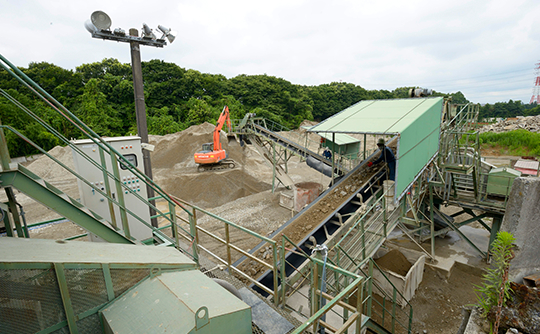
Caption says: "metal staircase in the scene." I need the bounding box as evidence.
[0,164,136,244]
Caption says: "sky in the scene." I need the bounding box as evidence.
[1,0,540,104]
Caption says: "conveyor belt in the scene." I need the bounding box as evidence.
[234,151,383,296]
[248,122,348,176]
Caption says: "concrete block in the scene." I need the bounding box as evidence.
[501,177,540,283]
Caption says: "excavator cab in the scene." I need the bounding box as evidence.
[199,143,213,153]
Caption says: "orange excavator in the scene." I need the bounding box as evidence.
[194,106,236,172]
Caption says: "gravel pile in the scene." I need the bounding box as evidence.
[479,115,540,133]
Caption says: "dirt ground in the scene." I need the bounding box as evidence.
[2,122,492,333]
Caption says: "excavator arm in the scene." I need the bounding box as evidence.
[213,106,232,151]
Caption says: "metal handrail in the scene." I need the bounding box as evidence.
[0,54,199,260]
[0,125,198,256]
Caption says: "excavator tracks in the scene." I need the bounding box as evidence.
[197,159,236,172]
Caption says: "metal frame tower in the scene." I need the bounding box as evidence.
[530,61,540,104]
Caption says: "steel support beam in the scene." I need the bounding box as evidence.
[0,169,135,244]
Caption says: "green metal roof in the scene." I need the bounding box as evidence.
[309,97,444,135]
[308,97,444,199]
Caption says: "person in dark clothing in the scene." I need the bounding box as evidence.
[368,138,396,181]
[322,148,332,160]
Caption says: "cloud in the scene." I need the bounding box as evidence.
[1,0,540,104]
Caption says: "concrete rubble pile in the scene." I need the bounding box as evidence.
[479,115,540,133]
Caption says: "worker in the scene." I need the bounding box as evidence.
[368,138,396,181]
[322,148,332,160]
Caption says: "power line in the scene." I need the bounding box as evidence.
[367,68,533,89]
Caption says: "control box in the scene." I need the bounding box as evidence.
[71,136,152,241]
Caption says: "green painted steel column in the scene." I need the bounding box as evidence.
[0,119,25,238]
[332,133,335,186]
[311,259,320,333]
[363,134,367,160]
[2,206,13,237]
[280,236,287,307]
[272,243,279,306]
[0,119,11,171]
[366,260,373,318]
[429,184,435,257]
[488,215,503,256]
[54,263,78,333]
[5,189,25,237]
[189,208,199,264]
[102,263,115,301]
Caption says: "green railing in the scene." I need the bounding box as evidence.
[0,54,198,261]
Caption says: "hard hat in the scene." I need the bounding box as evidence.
[377,138,385,146]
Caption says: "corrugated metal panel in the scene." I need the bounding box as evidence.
[514,159,539,170]
[395,99,443,196]
[309,98,443,134]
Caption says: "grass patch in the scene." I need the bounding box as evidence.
[479,130,540,157]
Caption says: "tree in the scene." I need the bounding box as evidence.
[76,58,131,84]
[75,78,122,137]
[186,97,215,126]
[147,107,184,135]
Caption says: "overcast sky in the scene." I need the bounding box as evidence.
[2,0,540,104]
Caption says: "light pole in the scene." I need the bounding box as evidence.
[85,11,176,228]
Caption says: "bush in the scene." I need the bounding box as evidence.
[475,231,515,333]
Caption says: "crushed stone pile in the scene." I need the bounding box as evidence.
[479,115,540,133]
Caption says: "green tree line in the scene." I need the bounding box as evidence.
[0,58,481,157]
[479,100,540,120]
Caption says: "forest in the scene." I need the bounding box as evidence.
[0,58,536,157]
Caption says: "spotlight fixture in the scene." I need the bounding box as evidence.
[158,25,176,43]
[90,11,112,30]
[85,10,173,47]
[142,23,156,40]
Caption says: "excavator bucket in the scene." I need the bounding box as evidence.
[227,133,238,146]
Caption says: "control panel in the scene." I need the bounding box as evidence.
[71,136,152,241]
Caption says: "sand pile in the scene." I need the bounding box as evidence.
[375,249,412,276]
[150,122,274,208]
[156,169,271,208]
[25,145,77,182]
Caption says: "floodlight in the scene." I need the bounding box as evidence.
[158,25,176,43]
[91,11,112,30]
[84,20,98,34]
[142,23,156,39]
